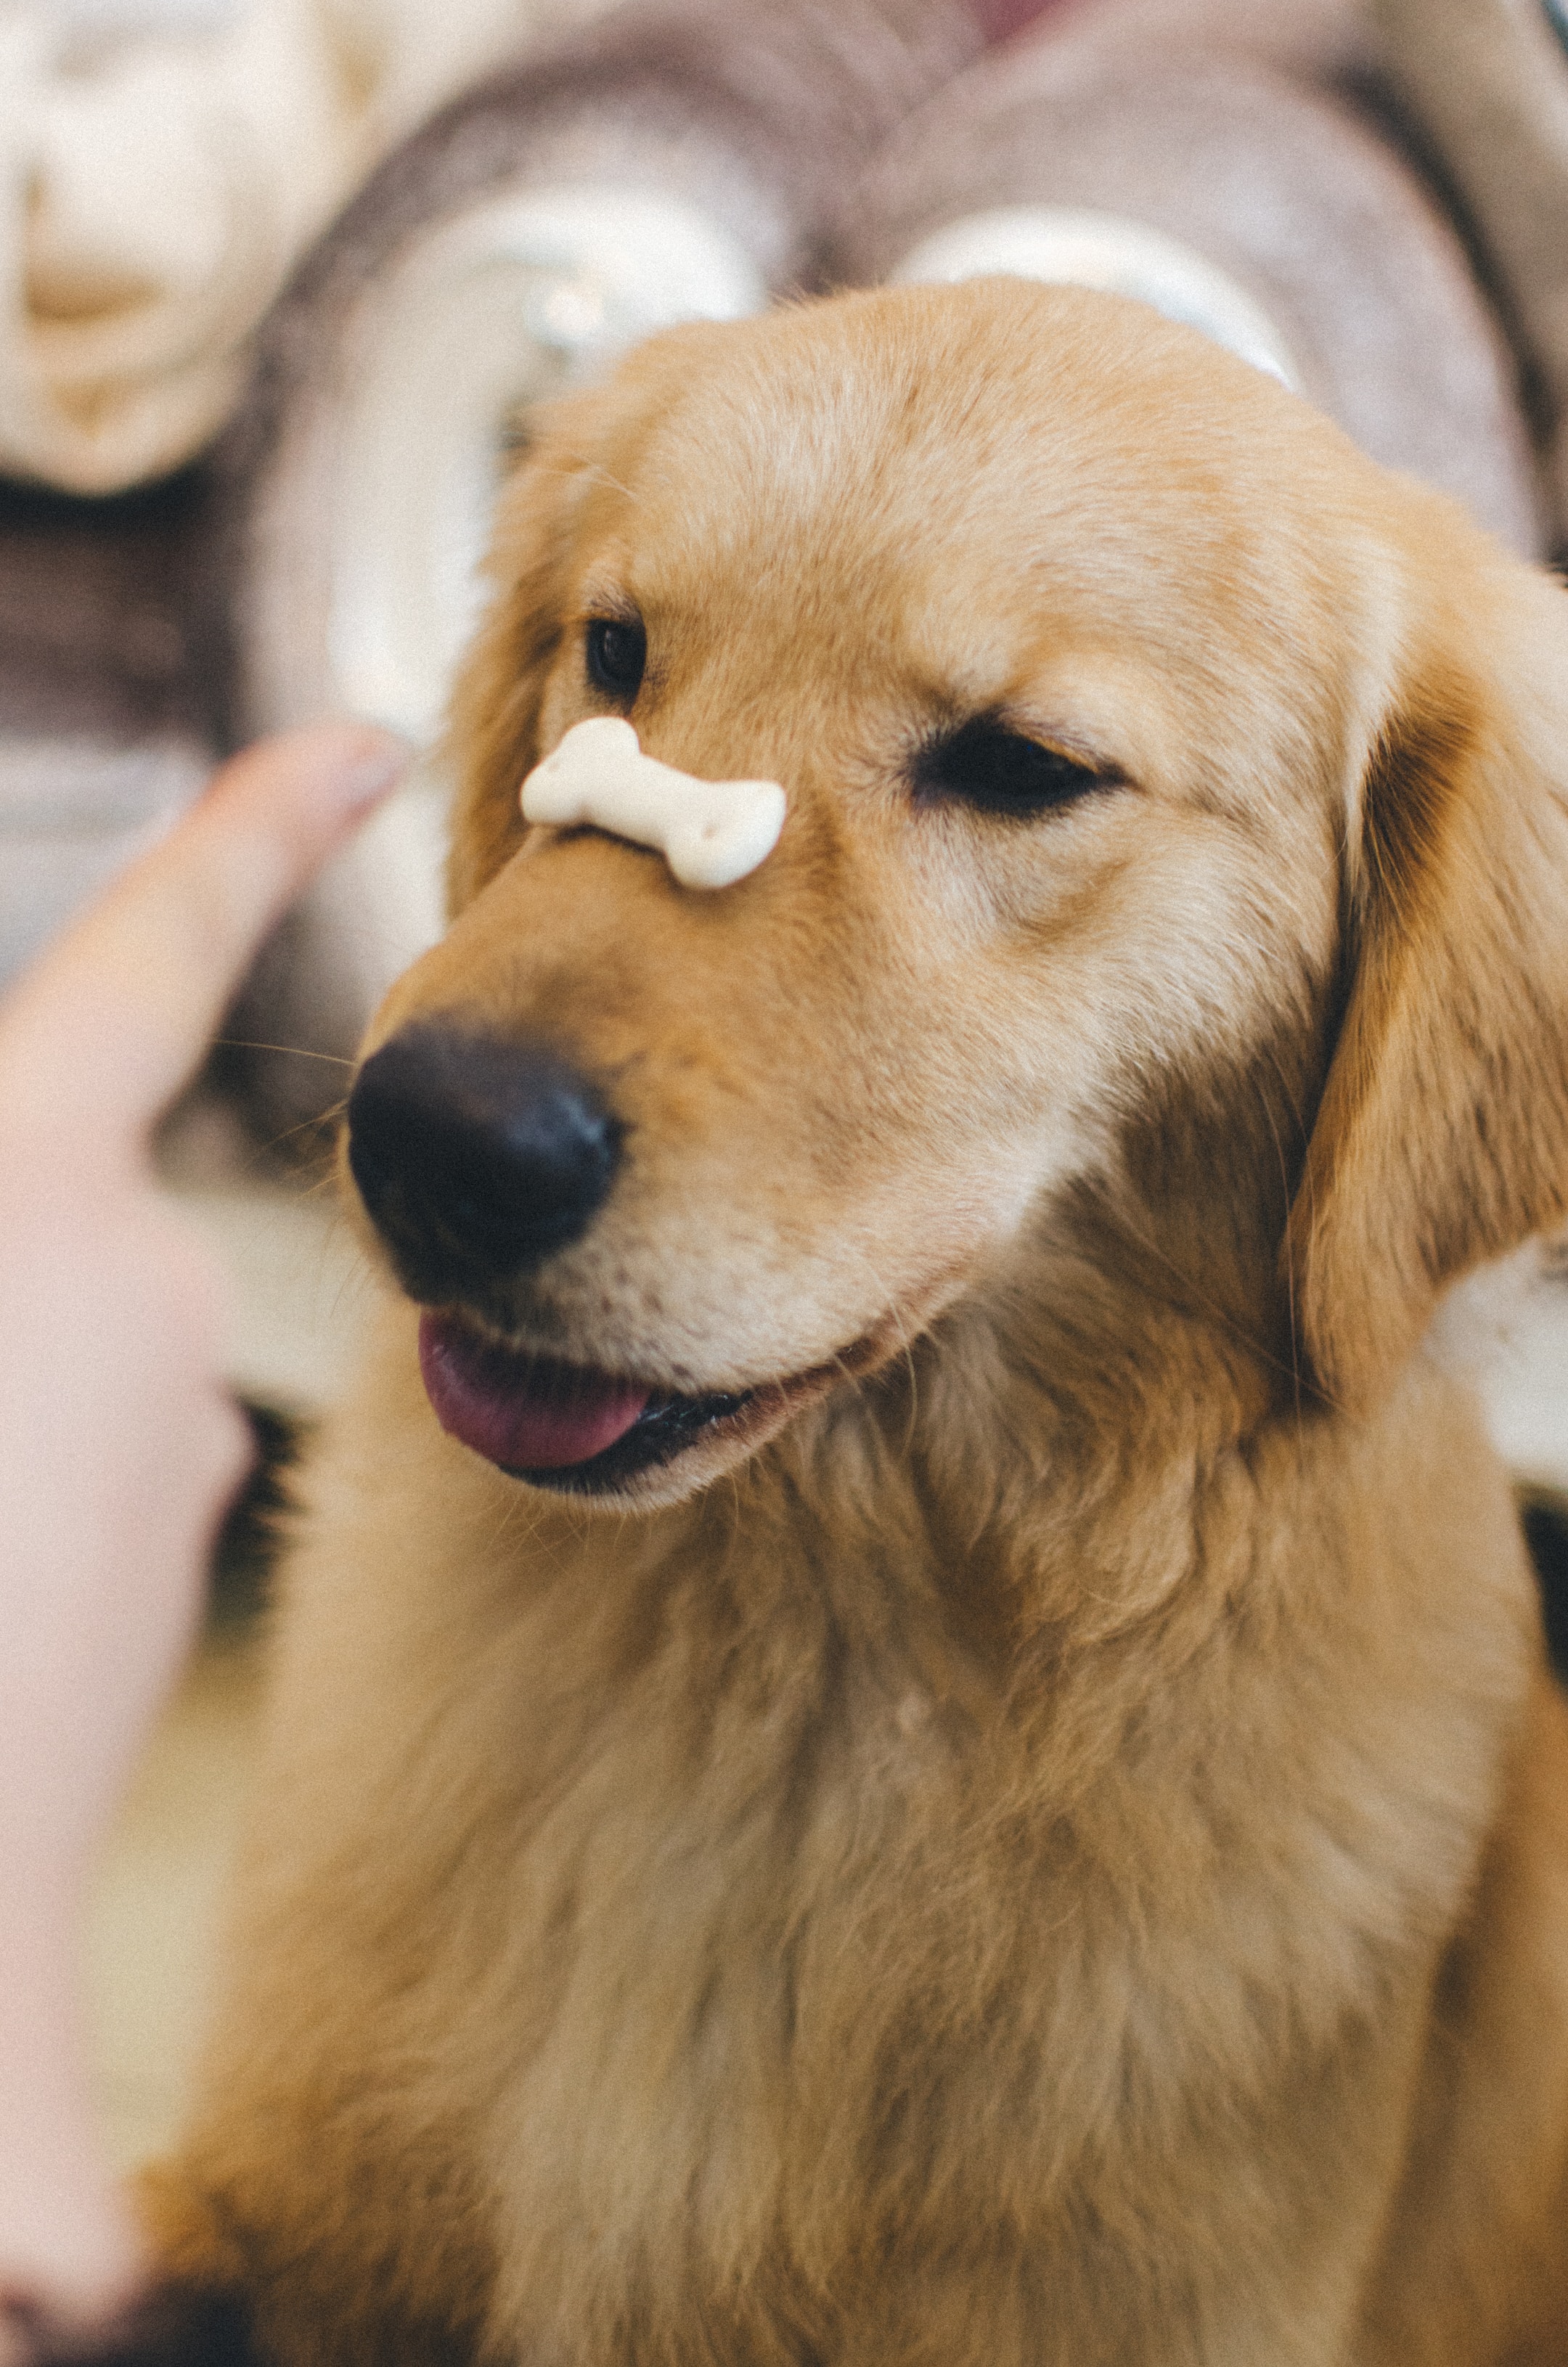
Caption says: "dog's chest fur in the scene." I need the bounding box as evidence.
[232,1314,1533,2367]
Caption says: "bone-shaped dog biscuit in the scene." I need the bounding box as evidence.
[520,717,786,889]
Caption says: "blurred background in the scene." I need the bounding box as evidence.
[5,0,1568,2176]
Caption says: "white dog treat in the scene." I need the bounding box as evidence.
[520,716,786,890]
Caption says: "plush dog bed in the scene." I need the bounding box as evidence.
[0,473,211,994]
[825,12,1541,556]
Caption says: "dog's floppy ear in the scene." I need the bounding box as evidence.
[1286,542,1568,1413]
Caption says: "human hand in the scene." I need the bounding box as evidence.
[0,724,407,2363]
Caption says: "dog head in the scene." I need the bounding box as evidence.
[343,281,1568,1507]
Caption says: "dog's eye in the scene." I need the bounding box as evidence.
[585,616,647,701]
[914,719,1111,817]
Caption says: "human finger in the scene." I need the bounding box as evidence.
[0,723,408,1142]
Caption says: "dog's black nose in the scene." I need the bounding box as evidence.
[346,1025,623,1298]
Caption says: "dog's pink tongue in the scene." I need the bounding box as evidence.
[419,1313,650,1469]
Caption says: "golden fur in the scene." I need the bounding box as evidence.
[146,282,1568,2364]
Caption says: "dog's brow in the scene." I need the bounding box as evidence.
[558,451,645,509]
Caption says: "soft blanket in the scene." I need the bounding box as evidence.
[0,0,615,491]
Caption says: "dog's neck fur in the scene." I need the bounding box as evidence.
[736,1017,1320,1663]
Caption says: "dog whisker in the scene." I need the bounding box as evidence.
[258,1100,351,1168]
[213,1038,359,1066]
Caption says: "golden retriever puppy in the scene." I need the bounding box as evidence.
[131,282,1568,2367]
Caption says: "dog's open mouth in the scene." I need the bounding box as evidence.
[418,1312,757,1492]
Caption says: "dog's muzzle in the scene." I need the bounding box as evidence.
[346,1023,762,1490]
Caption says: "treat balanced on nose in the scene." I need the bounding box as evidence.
[520,718,786,889]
